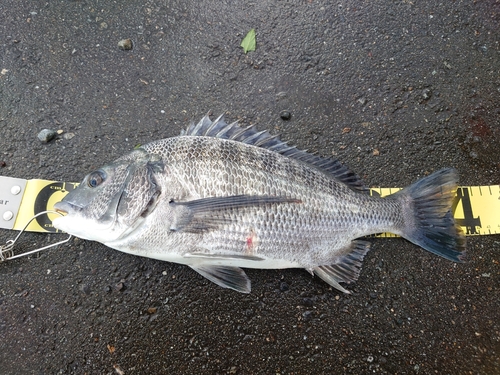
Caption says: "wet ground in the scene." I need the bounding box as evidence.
[1,1,499,374]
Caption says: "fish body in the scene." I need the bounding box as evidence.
[53,115,465,293]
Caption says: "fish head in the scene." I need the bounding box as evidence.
[53,149,163,243]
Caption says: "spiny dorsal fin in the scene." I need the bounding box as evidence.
[181,114,367,192]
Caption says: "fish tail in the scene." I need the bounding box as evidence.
[393,168,466,262]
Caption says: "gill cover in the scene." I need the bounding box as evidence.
[114,151,163,227]
[56,149,163,240]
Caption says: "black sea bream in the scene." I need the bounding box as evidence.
[53,115,465,293]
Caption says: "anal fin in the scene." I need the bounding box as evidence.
[312,240,371,294]
[190,265,251,293]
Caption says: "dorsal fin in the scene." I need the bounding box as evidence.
[181,114,367,192]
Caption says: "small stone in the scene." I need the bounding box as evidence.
[302,310,313,322]
[280,282,289,292]
[118,39,133,50]
[37,129,57,143]
[242,334,254,342]
[280,110,291,120]
[302,297,314,307]
[358,97,367,105]
[276,92,287,99]
[80,284,91,295]
[244,309,254,317]
[265,332,276,342]
[422,88,432,100]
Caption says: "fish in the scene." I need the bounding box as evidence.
[53,114,466,293]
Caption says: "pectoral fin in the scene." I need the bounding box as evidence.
[170,195,300,233]
[190,265,251,293]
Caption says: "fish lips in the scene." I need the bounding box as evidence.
[52,201,79,235]
[52,200,116,241]
[52,190,128,242]
[53,201,78,216]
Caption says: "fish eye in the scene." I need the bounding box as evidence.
[87,170,106,188]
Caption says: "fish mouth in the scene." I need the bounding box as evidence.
[54,207,67,215]
[53,201,76,216]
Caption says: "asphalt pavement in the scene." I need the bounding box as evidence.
[0,1,499,374]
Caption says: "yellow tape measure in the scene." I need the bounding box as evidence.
[370,186,500,237]
[0,178,78,233]
[1,177,499,236]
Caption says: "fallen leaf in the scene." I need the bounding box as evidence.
[372,149,380,156]
[241,29,256,54]
[107,344,116,354]
[342,127,351,134]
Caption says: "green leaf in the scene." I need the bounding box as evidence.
[240,29,256,54]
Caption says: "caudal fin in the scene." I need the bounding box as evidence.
[393,168,466,262]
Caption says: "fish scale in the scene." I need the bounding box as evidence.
[53,114,465,294]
